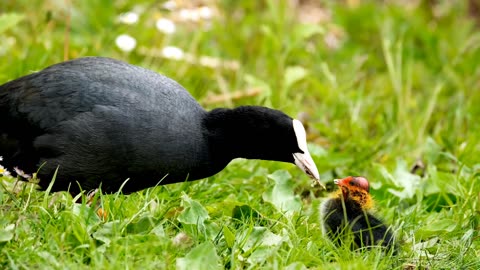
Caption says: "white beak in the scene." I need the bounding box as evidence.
[292,119,322,187]
[293,152,320,182]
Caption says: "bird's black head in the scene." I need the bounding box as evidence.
[204,106,319,181]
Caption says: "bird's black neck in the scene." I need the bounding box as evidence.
[203,106,296,164]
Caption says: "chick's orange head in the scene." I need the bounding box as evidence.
[334,176,373,210]
[334,176,369,192]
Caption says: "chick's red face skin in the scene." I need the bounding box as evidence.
[334,176,372,209]
[335,176,369,192]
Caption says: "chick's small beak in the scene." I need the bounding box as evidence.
[333,176,352,187]
[334,177,350,199]
[293,152,323,188]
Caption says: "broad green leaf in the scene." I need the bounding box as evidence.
[294,23,324,41]
[92,220,121,245]
[240,226,287,264]
[284,66,309,91]
[176,242,221,270]
[0,224,14,242]
[125,215,157,234]
[0,13,24,34]
[285,262,308,270]
[260,229,284,246]
[0,230,13,243]
[424,137,443,164]
[151,223,165,237]
[263,170,301,212]
[177,194,216,240]
[385,159,421,199]
[241,226,286,252]
[425,219,457,233]
[412,237,440,255]
[177,194,209,225]
[247,246,275,265]
[71,203,101,225]
[204,221,221,241]
[416,214,457,238]
[424,165,458,196]
[223,225,235,248]
[240,226,267,252]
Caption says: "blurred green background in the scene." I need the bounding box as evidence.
[1,0,480,269]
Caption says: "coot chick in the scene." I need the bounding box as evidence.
[320,176,396,252]
[0,57,320,195]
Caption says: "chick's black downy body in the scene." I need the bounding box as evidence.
[0,57,320,195]
[322,195,395,249]
[321,176,396,252]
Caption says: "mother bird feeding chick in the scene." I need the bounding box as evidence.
[0,57,320,195]
[321,176,396,252]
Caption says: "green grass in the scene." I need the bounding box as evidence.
[1,0,480,269]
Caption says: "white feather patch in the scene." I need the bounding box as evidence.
[292,119,308,153]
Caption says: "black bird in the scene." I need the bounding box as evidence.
[0,57,320,195]
[320,176,396,252]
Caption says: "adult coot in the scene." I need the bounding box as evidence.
[0,57,319,194]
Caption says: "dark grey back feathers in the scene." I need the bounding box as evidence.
[0,57,299,194]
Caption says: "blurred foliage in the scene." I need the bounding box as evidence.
[1,0,480,269]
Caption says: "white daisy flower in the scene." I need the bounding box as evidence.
[179,8,200,22]
[0,164,10,176]
[162,0,176,11]
[198,6,213,20]
[115,34,137,52]
[14,167,31,179]
[156,18,176,34]
[118,11,139,25]
[161,46,184,60]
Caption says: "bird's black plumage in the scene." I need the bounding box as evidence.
[0,57,317,194]
[321,196,396,250]
[321,177,396,252]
